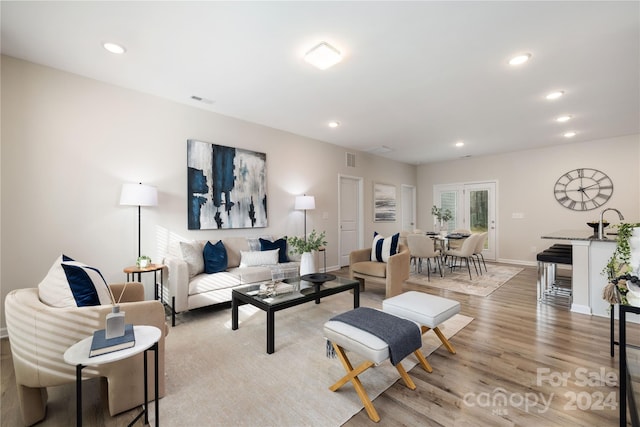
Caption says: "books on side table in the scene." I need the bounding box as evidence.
[90,324,136,357]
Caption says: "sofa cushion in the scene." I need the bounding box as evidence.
[204,240,228,274]
[180,241,205,278]
[352,261,387,278]
[371,232,400,262]
[227,266,273,284]
[38,255,113,307]
[239,249,279,267]
[189,271,242,295]
[222,237,251,268]
[259,237,290,263]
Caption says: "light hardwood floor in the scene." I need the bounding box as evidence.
[1,264,633,426]
[341,265,630,426]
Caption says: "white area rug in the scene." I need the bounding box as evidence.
[158,291,472,426]
[406,264,523,297]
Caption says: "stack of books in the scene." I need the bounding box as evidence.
[89,324,136,357]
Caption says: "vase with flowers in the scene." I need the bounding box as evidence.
[431,205,453,234]
[288,230,327,275]
[602,222,640,306]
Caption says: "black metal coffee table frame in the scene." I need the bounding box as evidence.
[231,276,360,354]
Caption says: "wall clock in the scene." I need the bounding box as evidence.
[554,168,613,211]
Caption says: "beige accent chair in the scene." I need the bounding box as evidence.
[5,283,168,426]
[349,244,410,298]
[407,234,443,280]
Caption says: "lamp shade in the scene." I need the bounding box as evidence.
[119,183,158,206]
[295,195,315,210]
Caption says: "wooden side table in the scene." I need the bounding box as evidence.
[63,325,161,427]
[123,264,166,302]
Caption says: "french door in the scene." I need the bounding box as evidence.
[434,181,496,260]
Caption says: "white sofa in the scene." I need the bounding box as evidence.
[163,236,300,325]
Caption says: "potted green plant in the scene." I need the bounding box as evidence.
[602,222,640,305]
[136,255,152,268]
[431,205,453,232]
[288,230,327,275]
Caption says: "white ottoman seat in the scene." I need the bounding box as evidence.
[323,308,431,423]
[383,291,460,359]
[324,320,389,365]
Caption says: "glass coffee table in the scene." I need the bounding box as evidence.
[231,275,360,354]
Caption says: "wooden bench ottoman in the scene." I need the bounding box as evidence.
[382,291,461,369]
[323,307,431,422]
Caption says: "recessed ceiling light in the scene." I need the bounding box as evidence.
[328,121,340,128]
[556,115,572,122]
[455,141,465,147]
[102,42,126,54]
[564,131,577,138]
[304,42,342,70]
[546,91,564,100]
[509,53,531,66]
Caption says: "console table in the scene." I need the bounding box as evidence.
[619,304,640,426]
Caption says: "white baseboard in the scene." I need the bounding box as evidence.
[496,258,536,267]
[571,304,592,315]
[1,327,7,339]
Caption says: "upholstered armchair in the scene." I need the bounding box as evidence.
[5,282,168,426]
[349,243,411,298]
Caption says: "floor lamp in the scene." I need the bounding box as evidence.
[120,182,158,258]
[294,195,315,241]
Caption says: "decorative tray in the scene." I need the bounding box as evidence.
[300,273,337,284]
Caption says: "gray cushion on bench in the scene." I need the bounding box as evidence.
[330,307,422,366]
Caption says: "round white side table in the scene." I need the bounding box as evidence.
[64,325,161,427]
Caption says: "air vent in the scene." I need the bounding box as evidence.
[346,152,356,168]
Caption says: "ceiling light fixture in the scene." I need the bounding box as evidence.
[546,91,564,100]
[304,42,342,70]
[556,115,572,122]
[328,121,340,128]
[564,131,577,138]
[366,146,392,154]
[509,53,531,66]
[455,141,465,147]
[103,42,126,54]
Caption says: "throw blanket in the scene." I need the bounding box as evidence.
[330,307,422,366]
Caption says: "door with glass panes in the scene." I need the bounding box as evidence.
[434,182,496,260]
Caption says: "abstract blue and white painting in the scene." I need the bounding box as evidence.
[187,139,267,229]
[373,182,396,222]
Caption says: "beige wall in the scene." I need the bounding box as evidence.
[2,55,639,332]
[417,134,640,263]
[0,56,416,330]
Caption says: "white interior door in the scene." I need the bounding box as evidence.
[339,175,363,267]
[401,184,416,232]
[434,181,497,260]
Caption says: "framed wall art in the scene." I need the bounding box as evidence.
[373,182,396,222]
[187,139,267,229]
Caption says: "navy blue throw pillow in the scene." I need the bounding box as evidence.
[259,237,289,263]
[204,240,228,274]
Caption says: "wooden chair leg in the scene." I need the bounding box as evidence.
[395,362,416,390]
[413,349,433,373]
[329,343,381,422]
[421,325,457,354]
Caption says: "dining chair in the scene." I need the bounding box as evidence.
[473,232,489,273]
[407,234,443,281]
[444,233,481,280]
[447,229,471,250]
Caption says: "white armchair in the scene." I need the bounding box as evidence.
[4,283,168,426]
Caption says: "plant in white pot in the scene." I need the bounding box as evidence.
[602,222,640,306]
[288,230,327,276]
